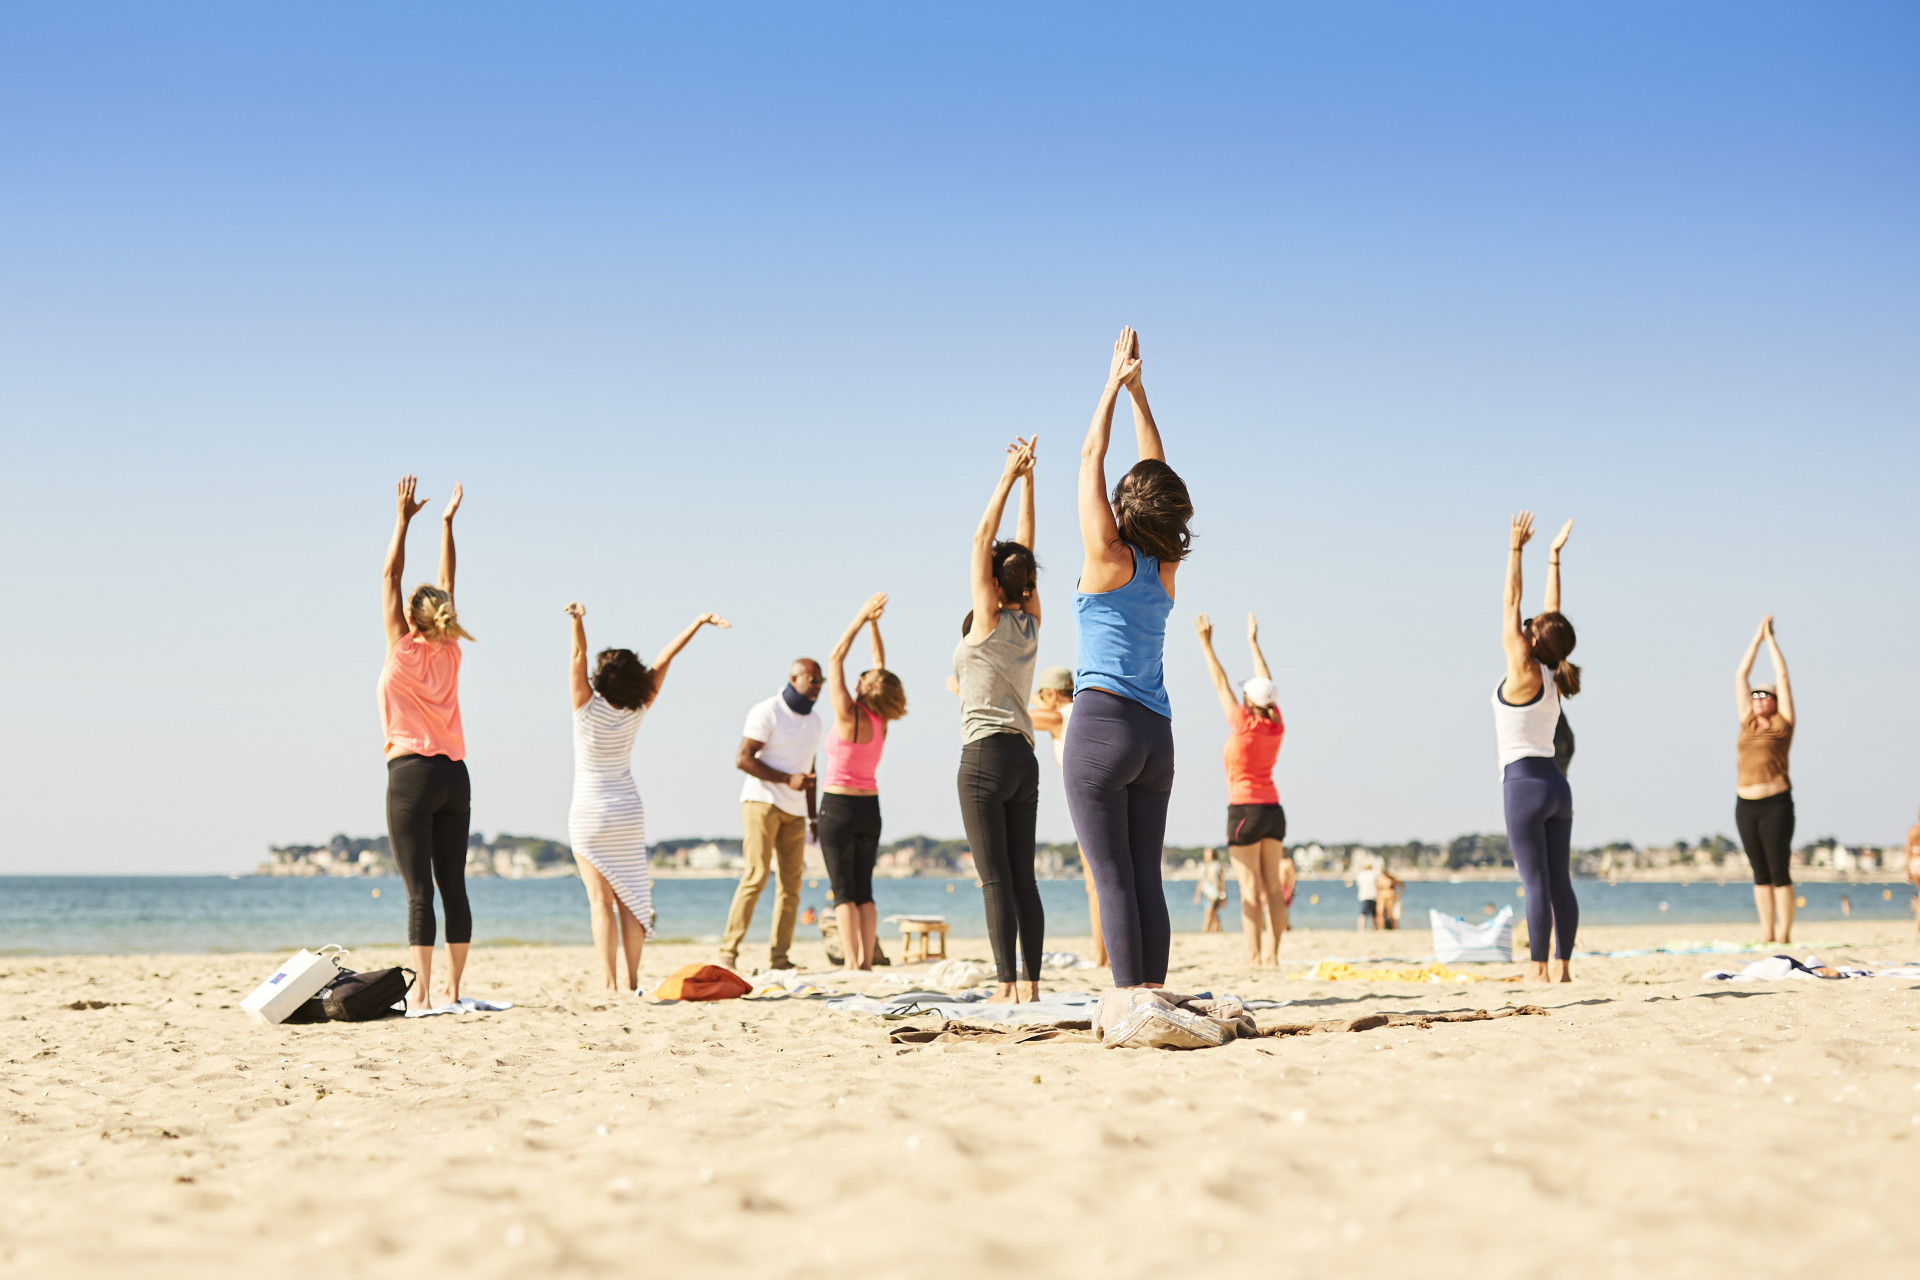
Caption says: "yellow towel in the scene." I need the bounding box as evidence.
[1294,961,1512,983]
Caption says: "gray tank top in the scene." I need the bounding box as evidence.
[953,610,1039,745]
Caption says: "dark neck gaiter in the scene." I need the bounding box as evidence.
[782,684,816,715]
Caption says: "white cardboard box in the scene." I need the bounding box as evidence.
[240,950,342,1025]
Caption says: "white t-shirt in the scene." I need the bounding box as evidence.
[738,693,824,817]
[1354,869,1378,902]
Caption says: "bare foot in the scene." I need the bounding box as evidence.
[986,983,1018,1004]
[1018,980,1041,1003]
[1550,959,1572,983]
[1523,961,1552,985]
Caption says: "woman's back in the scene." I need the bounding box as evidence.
[573,694,644,785]
[1073,546,1173,718]
[380,635,465,760]
[953,610,1039,743]
[1224,706,1283,805]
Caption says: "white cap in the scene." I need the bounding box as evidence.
[1242,677,1277,707]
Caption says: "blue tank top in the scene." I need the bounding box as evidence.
[1073,545,1173,719]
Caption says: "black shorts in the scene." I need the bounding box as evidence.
[1227,803,1287,848]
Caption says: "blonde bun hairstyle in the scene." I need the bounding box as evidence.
[408,584,475,642]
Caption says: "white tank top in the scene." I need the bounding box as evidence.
[1051,701,1074,769]
[1492,662,1559,773]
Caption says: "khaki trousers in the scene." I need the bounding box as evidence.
[720,802,808,966]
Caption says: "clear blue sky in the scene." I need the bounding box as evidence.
[2,3,1914,873]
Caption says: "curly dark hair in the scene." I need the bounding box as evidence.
[1111,459,1193,564]
[593,648,658,711]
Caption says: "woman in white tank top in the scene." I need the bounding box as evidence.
[1495,513,1583,984]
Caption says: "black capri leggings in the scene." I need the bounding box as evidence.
[818,793,881,907]
[957,732,1042,983]
[1063,689,1176,988]
[386,753,472,947]
[1502,756,1577,962]
[1736,791,1795,887]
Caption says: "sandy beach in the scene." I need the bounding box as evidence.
[4,921,1917,1279]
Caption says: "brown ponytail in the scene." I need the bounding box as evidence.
[1527,612,1579,699]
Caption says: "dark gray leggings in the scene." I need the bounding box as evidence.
[957,733,1042,982]
[386,753,472,947]
[1063,690,1175,988]
[1502,756,1576,962]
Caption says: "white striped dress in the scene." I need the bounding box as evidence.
[568,694,655,937]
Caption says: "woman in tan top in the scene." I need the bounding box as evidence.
[1735,615,1796,943]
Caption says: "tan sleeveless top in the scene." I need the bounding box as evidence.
[1737,712,1792,788]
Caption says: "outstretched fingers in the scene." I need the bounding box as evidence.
[701,613,733,629]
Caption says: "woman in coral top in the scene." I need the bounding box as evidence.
[1195,611,1290,965]
[379,475,475,1011]
[820,591,908,972]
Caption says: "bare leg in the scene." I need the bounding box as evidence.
[1754,884,1777,942]
[835,903,864,971]
[1257,842,1285,965]
[614,898,645,991]
[443,942,467,1003]
[577,856,621,989]
[1551,957,1572,983]
[409,944,435,1011]
[858,902,879,970]
[1227,844,1265,965]
[1082,853,1107,966]
[1774,885,1795,945]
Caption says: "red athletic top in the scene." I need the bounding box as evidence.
[1223,705,1284,805]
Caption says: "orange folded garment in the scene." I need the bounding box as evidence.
[651,964,752,1002]
[1295,961,1513,983]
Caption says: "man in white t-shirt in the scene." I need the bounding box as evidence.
[1354,857,1379,931]
[719,659,826,971]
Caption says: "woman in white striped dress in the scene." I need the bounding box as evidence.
[565,601,730,992]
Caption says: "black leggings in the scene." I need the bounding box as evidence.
[1063,690,1175,988]
[1736,791,1795,886]
[386,753,472,947]
[957,733,1042,982]
[818,793,881,906]
[1502,756,1577,962]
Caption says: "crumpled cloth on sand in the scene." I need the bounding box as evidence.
[1703,954,1920,981]
[1092,989,1257,1050]
[1296,961,1516,983]
[404,996,515,1019]
[889,1003,1549,1047]
[825,990,1100,1022]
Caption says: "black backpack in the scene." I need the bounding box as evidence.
[281,964,412,1024]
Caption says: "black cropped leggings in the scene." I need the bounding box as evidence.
[1502,756,1577,962]
[818,793,881,907]
[1063,690,1175,988]
[957,732,1042,983]
[1736,791,1795,887]
[386,753,472,947]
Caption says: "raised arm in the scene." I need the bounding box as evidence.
[1544,519,1571,615]
[1764,617,1793,724]
[969,440,1033,645]
[1079,328,1142,592]
[1501,512,1542,702]
[1246,612,1272,682]
[1735,616,1766,719]
[564,602,592,710]
[383,475,428,647]
[1014,440,1041,624]
[1123,332,1164,465]
[828,594,885,731]
[437,482,462,597]
[868,609,887,672]
[650,611,731,700]
[1194,613,1241,722]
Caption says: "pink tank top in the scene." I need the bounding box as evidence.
[822,704,886,791]
[379,636,465,760]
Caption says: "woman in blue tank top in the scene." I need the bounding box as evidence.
[1064,327,1194,989]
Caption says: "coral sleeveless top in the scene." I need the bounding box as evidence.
[379,636,465,760]
[1224,705,1284,805]
[823,704,887,791]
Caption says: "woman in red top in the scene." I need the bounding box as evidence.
[1195,612,1290,965]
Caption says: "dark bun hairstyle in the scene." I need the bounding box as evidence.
[1526,612,1581,698]
[593,648,658,711]
[991,540,1037,603]
[1111,459,1193,564]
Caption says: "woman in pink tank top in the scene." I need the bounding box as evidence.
[820,593,909,971]
[379,475,477,1012]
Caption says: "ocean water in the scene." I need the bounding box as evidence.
[0,875,1912,956]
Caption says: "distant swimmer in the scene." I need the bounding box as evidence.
[563,601,728,992]
[721,659,826,973]
[1065,327,1193,991]
[1029,666,1106,966]
[1494,512,1581,984]
[1735,615,1797,943]
[820,592,908,972]
[954,436,1044,1003]
[379,476,476,1012]
[1195,610,1290,965]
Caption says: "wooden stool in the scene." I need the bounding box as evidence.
[897,919,950,963]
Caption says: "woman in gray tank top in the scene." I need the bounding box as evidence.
[952,437,1044,1003]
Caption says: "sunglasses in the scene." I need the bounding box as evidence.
[1750,690,1775,699]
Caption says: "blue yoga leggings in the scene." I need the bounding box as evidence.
[1502,756,1576,962]
[1063,689,1175,987]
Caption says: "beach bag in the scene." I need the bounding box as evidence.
[1092,989,1256,1050]
[240,946,349,1025]
[322,967,412,1021]
[1430,906,1514,964]
[652,964,752,1002]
